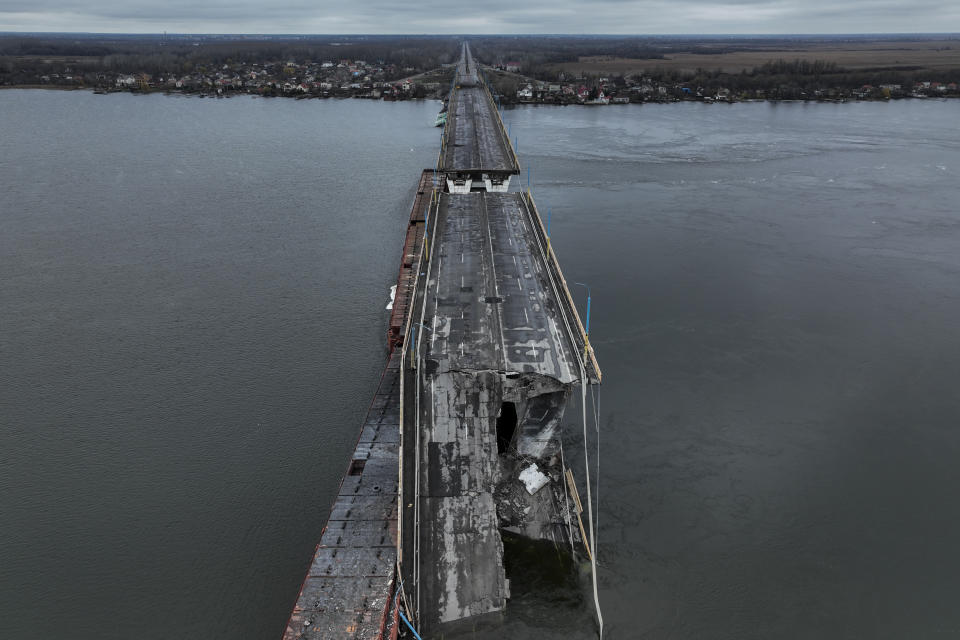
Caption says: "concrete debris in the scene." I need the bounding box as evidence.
[519,464,549,495]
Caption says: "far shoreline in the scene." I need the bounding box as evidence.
[2,84,956,108]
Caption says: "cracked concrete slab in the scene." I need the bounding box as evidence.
[410,191,583,632]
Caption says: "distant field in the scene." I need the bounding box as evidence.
[547,39,960,76]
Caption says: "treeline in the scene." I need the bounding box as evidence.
[466,36,912,78]
[0,34,460,81]
[507,52,960,95]
[468,34,960,93]
[647,59,960,92]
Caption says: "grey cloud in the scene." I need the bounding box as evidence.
[1,0,958,33]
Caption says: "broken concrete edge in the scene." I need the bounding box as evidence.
[410,185,588,630]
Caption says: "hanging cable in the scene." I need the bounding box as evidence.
[596,387,601,540]
[589,383,602,547]
[582,381,604,638]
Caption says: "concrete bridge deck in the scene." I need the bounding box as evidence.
[439,44,519,181]
[399,186,599,634]
[423,192,582,383]
[440,87,518,175]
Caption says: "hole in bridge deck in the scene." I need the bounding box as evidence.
[348,459,366,476]
[496,401,518,455]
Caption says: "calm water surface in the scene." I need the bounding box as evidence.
[2,91,959,639]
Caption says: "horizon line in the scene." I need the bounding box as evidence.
[2,31,960,37]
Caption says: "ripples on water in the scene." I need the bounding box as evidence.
[508,99,960,640]
[2,92,959,639]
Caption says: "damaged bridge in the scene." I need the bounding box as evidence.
[283,42,600,640]
[397,42,600,636]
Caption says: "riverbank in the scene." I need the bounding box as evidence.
[504,94,960,106]
[0,83,448,100]
[0,84,85,90]
[482,62,960,107]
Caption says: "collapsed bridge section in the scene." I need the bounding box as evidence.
[398,190,599,635]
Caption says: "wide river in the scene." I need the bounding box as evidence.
[2,90,959,639]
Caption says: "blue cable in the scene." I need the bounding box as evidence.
[394,573,423,640]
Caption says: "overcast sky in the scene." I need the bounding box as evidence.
[1,0,958,34]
